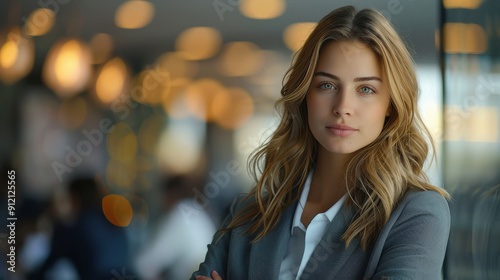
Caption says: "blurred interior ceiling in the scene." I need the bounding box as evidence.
[0,0,440,68]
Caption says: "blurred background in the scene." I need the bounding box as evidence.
[0,0,498,279]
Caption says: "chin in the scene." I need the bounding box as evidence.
[322,144,358,155]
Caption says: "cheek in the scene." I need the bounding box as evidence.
[307,93,328,116]
[372,104,391,129]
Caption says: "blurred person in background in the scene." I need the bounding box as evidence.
[134,175,216,280]
[28,177,129,280]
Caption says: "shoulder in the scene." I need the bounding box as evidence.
[396,190,450,219]
[386,189,451,237]
[229,193,256,214]
[366,191,451,279]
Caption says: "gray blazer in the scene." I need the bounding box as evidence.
[191,190,450,280]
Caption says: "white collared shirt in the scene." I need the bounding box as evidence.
[279,172,347,280]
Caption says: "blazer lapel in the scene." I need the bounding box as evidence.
[299,204,360,280]
[248,200,298,280]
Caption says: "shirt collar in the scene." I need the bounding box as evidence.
[290,170,347,235]
[291,171,313,235]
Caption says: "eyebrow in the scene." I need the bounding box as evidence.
[314,71,382,83]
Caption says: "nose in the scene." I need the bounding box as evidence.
[332,89,353,116]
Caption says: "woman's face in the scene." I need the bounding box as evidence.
[306,40,391,155]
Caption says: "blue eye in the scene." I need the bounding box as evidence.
[359,86,375,94]
[318,82,336,91]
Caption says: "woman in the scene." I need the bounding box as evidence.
[192,5,450,280]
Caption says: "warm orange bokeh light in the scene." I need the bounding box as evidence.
[90,33,114,64]
[184,78,226,121]
[175,27,222,60]
[106,122,138,162]
[218,41,264,76]
[131,68,171,106]
[43,38,92,98]
[283,22,316,52]
[106,159,138,188]
[102,194,133,227]
[443,23,487,54]
[55,41,83,88]
[155,52,198,80]
[0,27,35,85]
[239,0,286,19]
[24,8,55,36]
[95,57,129,104]
[115,0,155,29]
[212,87,254,129]
[0,41,18,69]
[139,114,165,154]
[443,0,483,9]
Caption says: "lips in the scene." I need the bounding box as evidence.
[326,124,358,136]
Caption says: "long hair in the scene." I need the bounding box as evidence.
[222,6,449,250]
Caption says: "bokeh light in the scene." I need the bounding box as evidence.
[157,119,206,174]
[0,27,35,85]
[106,158,138,188]
[115,0,155,29]
[443,23,487,54]
[58,96,87,129]
[0,41,17,69]
[443,0,483,9]
[184,78,226,121]
[465,107,499,142]
[134,171,152,191]
[102,194,134,227]
[239,0,286,19]
[139,114,165,155]
[131,68,171,106]
[24,8,55,36]
[106,122,138,162]
[283,22,316,52]
[175,27,222,60]
[161,77,192,119]
[95,57,130,104]
[42,38,92,98]
[218,41,264,76]
[212,87,254,129]
[136,154,155,171]
[155,52,198,80]
[90,33,114,64]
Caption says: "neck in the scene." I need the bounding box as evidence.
[308,146,353,204]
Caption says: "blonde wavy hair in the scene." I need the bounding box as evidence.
[223,5,449,250]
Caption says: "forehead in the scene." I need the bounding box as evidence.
[315,40,382,78]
